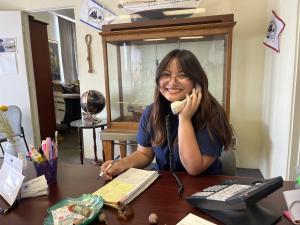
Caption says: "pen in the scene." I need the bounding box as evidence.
[97,155,120,179]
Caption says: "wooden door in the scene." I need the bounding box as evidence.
[28,16,56,140]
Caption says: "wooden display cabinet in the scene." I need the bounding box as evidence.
[99,14,236,161]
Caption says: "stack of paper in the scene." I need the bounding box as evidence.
[20,175,49,199]
[93,168,159,208]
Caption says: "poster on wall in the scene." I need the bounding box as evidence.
[48,40,61,81]
[0,38,16,52]
[0,38,17,75]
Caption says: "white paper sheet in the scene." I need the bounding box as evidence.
[283,189,300,224]
[176,213,217,225]
[0,154,24,206]
[0,52,18,75]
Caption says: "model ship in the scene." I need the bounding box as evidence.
[116,102,146,122]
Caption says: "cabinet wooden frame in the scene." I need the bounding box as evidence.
[100,14,236,131]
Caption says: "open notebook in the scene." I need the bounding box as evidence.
[93,168,159,208]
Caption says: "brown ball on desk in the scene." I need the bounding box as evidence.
[98,212,107,224]
[149,213,158,224]
[117,202,134,221]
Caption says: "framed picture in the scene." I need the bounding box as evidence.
[48,40,61,81]
[0,38,16,52]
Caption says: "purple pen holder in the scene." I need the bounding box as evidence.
[34,159,57,185]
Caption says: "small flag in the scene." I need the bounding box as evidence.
[80,0,116,30]
[263,10,285,53]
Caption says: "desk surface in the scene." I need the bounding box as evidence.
[0,162,294,225]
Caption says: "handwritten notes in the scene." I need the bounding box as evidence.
[93,168,159,208]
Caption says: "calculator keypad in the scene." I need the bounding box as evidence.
[191,184,251,202]
[192,192,214,197]
[203,185,228,192]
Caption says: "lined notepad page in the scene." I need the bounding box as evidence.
[93,168,159,207]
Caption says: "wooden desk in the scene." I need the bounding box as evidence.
[0,162,294,225]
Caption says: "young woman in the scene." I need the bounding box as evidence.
[101,49,232,179]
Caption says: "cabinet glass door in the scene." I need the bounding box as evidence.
[107,34,227,123]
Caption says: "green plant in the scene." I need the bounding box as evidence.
[0,105,14,142]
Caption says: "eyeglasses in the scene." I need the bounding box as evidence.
[159,72,190,83]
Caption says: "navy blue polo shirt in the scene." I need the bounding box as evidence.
[137,104,223,175]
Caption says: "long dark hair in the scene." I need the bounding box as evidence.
[149,49,233,150]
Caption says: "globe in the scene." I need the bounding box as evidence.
[80,90,106,114]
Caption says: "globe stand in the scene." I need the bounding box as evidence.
[82,112,99,126]
[80,90,106,166]
[90,119,105,166]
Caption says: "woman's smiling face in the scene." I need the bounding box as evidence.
[158,58,194,103]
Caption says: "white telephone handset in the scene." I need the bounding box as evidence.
[170,86,201,114]
[170,97,188,115]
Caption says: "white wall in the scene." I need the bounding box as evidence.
[0,11,39,155]
[0,0,299,178]
[261,0,300,178]
[199,1,268,171]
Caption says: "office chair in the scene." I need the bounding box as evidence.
[0,133,5,154]
[220,147,236,176]
[0,105,30,155]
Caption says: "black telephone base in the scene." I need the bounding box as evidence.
[201,204,281,225]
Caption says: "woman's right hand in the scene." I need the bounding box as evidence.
[100,145,154,180]
[100,159,127,180]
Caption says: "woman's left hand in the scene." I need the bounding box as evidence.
[179,86,202,120]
